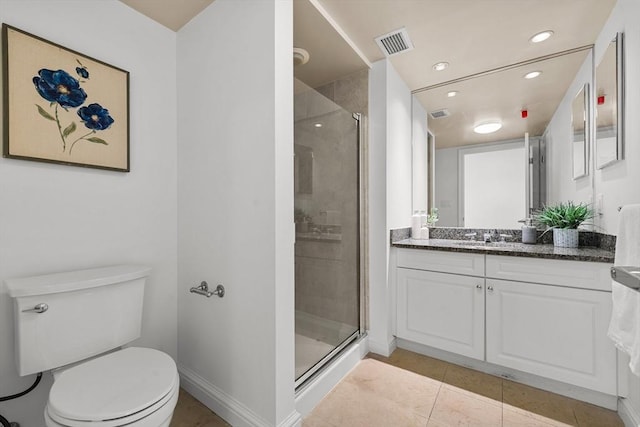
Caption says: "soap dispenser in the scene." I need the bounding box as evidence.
[520,218,537,244]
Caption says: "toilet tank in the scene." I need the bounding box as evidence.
[5,265,151,376]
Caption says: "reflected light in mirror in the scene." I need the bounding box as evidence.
[473,122,502,134]
[524,70,542,79]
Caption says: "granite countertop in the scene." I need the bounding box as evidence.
[391,238,614,263]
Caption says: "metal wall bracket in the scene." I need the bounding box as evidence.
[190,281,225,298]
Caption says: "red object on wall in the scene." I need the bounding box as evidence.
[598,95,605,105]
[521,109,528,119]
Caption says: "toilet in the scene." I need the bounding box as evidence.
[5,265,179,427]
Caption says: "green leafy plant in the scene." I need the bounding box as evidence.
[535,202,593,229]
[426,207,439,226]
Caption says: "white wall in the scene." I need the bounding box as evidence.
[587,0,640,422]
[368,59,412,356]
[592,0,640,235]
[176,1,297,426]
[0,2,178,426]
[545,50,594,210]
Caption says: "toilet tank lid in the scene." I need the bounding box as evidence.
[4,264,151,298]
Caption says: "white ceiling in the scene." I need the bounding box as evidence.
[119,0,618,148]
[119,0,214,31]
[309,0,617,148]
[316,0,616,89]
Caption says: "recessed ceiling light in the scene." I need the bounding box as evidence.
[524,71,542,79]
[530,30,554,43]
[314,123,323,128]
[447,91,458,97]
[433,62,449,71]
[473,121,502,134]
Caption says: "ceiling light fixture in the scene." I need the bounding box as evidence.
[433,62,449,71]
[530,30,554,43]
[473,121,502,134]
[524,71,542,79]
[314,123,323,128]
[293,47,310,66]
[447,91,458,97]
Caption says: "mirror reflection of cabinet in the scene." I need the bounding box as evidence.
[595,32,624,169]
[571,83,589,180]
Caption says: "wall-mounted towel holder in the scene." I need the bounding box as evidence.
[611,266,640,290]
[190,281,225,298]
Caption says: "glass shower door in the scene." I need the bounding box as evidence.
[294,79,361,386]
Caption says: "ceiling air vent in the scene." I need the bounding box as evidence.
[429,109,450,119]
[375,27,414,57]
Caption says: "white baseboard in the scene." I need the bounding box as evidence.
[397,338,618,410]
[367,335,396,357]
[179,364,302,427]
[620,398,640,427]
[295,335,369,417]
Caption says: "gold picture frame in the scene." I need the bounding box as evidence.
[2,24,130,172]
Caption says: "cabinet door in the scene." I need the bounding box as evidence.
[397,268,485,360]
[486,279,616,394]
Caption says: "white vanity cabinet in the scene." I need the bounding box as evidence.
[397,268,485,360]
[394,249,616,396]
[485,255,616,395]
[396,249,485,360]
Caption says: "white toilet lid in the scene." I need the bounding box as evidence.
[48,347,177,422]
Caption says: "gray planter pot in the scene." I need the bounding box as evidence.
[553,228,579,248]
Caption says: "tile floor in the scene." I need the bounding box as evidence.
[170,348,624,427]
[170,389,230,427]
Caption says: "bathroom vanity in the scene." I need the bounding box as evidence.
[390,234,618,405]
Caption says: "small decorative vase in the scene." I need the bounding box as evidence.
[553,228,579,248]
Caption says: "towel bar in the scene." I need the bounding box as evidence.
[611,266,640,290]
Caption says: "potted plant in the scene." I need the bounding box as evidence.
[535,202,593,248]
[426,207,439,227]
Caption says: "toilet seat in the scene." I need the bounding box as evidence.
[45,347,179,427]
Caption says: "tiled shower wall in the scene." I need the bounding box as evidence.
[294,69,369,333]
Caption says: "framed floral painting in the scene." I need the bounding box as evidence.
[2,24,129,171]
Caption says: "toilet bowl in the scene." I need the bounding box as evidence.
[43,347,179,427]
[5,265,179,427]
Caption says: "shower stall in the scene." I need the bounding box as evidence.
[294,79,363,387]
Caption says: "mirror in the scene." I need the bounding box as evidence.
[412,48,590,227]
[571,83,589,179]
[595,32,624,169]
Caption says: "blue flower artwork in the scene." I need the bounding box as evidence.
[4,24,129,171]
[33,63,113,153]
[33,69,87,108]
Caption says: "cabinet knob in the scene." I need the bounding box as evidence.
[487,285,494,292]
[476,284,483,289]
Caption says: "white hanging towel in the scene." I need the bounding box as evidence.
[608,204,640,376]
